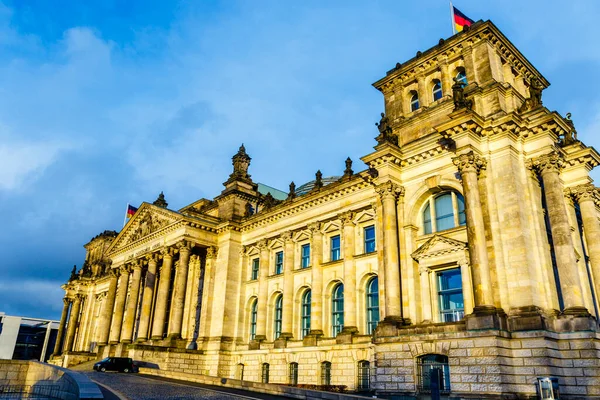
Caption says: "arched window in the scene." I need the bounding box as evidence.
[236,363,244,380]
[456,69,467,85]
[416,354,450,393]
[422,191,466,234]
[432,80,443,101]
[321,361,332,385]
[274,294,283,339]
[250,299,258,341]
[357,360,370,390]
[366,277,380,335]
[332,284,344,336]
[289,362,299,385]
[410,91,420,111]
[261,363,270,383]
[301,290,311,338]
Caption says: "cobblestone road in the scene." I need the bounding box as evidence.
[84,371,292,400]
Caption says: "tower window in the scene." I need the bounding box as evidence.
[438,268,464,322]
[366,277,380,334]
[251,258,259,280]
[249,299,258,340]
[301,290,311,338]
[410,91,420,111]
[422,191,466,234]
[364,225,376,254]
[275,251,283,275]
[301,244,310,268]
[274,294,283,339]
[432,80,443,101]
[332,283,344,336]
[456,69,467,85]
[330,235,341,261]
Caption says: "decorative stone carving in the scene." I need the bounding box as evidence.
[261,193,276,210]
[207,246,218,259]
[63,297,71,306]
[244,202,254,217]
[560,112,578,147]
[287,182,296,200]
[452,151,486,176]
[518,77,544,113]
[338,211,355,227]
[375,180,404,200]
[120,265,131,275]
[281,231,293,243]
[527,152,564,175]
[452,77,473,110]
[69,265,78,281]
[153,192,168,208]
[257,239,268,250]
[128,212,170,243]
[307,222,321,236]
[314,170,323,191]
[226,144,253,184]
[375,112,399,146]
[343,158,353,178]
[568,184,597,203]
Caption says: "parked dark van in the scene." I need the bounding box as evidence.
[93,357,135,373]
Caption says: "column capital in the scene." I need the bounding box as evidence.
[63,297,71,306]
[146,252,160,263]
[568,183,597,203]
[73,294,84,303]
[338,211,355,227]
[527,151,564,175]
[281,231,293,243]
[177,240,192,253]
[375,180,405,201]
[452,151,486,176]
[207,246,218,259]
[307,222,322,236]
[161,246,174,259]
[119,265,131,275]
[418,265,429,276]
[190,254,199,264]
[132,260,143,271]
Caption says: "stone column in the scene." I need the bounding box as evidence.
[168,241,192,338]
[279,232,295,340]
[255,239,270,342]
[53,298,71,355]
[121,261,143,343]
[452,151,495,312]
[64,295,82,352]
[308,222,324,338]
[97,270,118,345]
[199,247,217,340]
[340,211,358,334]
[571,184,600,307]
[183,255,200,343]
[137,254,158,341]
[109,266,130,344]
[375,180,404,322]
[440,60,452,97]
[419,267,433,322]
[530,152,588,315]
[151,248,173,339]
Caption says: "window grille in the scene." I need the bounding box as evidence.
[357,360,370,390]
[261,363,270,383]
[321,361,331,385]
[416,355,451,393]
[289,362,298,385]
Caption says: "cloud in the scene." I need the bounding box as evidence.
[0,279,65,319]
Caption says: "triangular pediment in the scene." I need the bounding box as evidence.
[108,203,183,254]
[412,234,467,260]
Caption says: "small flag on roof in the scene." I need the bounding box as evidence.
[451,4,474,33]
[126,204,138,218]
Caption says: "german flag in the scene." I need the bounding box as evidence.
[126,204,138,218]
[452,5,474,33]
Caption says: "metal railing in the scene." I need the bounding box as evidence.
[0,384,62,399]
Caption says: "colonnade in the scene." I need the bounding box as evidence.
[54,241,210,356]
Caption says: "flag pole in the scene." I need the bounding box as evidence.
[123,203,129,228]
[450,1,456,35]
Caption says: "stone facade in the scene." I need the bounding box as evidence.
[52,21,600,399]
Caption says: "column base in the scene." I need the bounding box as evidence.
[336,326,358,344]
[167,333,181,340]
[135,337,148,343]
[465,306,507,331]
[553,308,595,332]
[507,306,549,332]
[108,341,119,345]
[303,330,324,347]
[150,335,164,340]
[120,339,132,344]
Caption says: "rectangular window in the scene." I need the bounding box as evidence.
[330,235,341,261]
[251,258,259,280]
[437,268,464,322]
[301,244,310,268]
[364,225,376,254]
[275,251,284,275]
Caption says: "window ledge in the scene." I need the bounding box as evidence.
[267,273,284,279]
[293,266,312,273]
[419,224,466,239]
[321,259,343,267]
[354,252,377,260]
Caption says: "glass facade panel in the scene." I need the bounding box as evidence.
[331,235,341,261]
[332,284,344,336]
[437,268,464,322]
[301,244,310,268]
[274,295,283,339]
[364,225,376,254]
[275,251,283,275]
[435,194,455,231]
[366,277,380,334]
[423,203,432,234]
[301,290,311,338]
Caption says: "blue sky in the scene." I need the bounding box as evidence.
[1,0,600,320]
